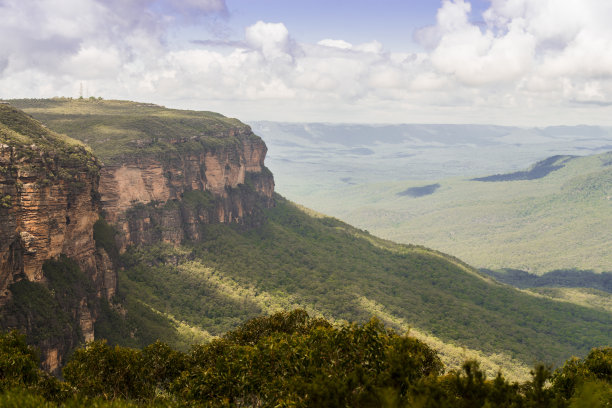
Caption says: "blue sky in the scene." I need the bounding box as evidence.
[224,0,438,50]
[1,0,612,125]
[221,0,489,50]
[171,0,491,53]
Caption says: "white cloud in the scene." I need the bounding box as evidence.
[430,16,536,85]
[318,39,353,50]
[438,0,472,31]
[1,0,612,125]
[354,41,383,54]
[61,46,123,79]
[0,0,227,78]
[245,21,294,62]
[413,0,612,113]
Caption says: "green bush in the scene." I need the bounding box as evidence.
[0,389,51,408]
[174,310,444,407]
[0,280,71,343]
[63,341,151,401]
[0,194,11,209]
[93,218,119,262]
[1,315,611,407]
[552,347,612,400]
[0,331,40,390]
[181,190,214,211]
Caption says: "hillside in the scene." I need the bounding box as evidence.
[250,122,612,274]
[298,152,612,274]
[99,195,612,381]
[2,100,610,382]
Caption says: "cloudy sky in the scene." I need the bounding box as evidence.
[1,0,612,125]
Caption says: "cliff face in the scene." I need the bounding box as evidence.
[99,136,275,249]
[0,105,111,373]
[0,147,97,285]
[8,99,276,250]
[0,100,276,373]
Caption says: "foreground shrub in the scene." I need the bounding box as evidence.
[63,341,151,401]
[0,331,40,390]
[1,310,610,407]
[173,310,443,407]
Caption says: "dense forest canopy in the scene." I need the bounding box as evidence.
[99,196,611,378]
[1,310,610,407]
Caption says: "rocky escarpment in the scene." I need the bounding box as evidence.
[0,105,113,373]
[1,99,276,372]
[100,137,274,249]
[9,99,275,250]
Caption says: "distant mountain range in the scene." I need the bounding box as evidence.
[251,121,612,198]
[252,122,612,274]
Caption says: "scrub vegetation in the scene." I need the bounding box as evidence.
[96,196,612,382]
[1,312,611,407]
[0,104,98,180]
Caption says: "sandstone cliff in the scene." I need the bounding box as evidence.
[10,99,276,250]
[0,105,112,373]
[100,137,274,249]
[1,100,276,373]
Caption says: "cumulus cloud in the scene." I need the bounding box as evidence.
[245,21,295,62]
[1,0,612,125]
[0,0,226,94]
[413,0,612,112]
[355,41,384,54]
[430,13,536,85]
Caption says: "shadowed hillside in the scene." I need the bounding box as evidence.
[102,195,612,380]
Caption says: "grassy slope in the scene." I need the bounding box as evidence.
[109,196,612,381]
[0,104,98,179]
[526,287,612,314]
[7,98,257,163]
[307,152,612,274]
[0,104,86,150]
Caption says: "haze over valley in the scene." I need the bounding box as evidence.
[253,121,612,197]
[0,0,611,406]
[254,122,612,274]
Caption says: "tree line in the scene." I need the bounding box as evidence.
[0,310,610,407]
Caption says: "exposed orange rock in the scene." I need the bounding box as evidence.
[99,162,170,225]
[0,103,275,374]
[78,297,95,343]
[94,247,116,300]
[0,105,112,374]
[99,136,275,249]
[41,348,60,374]
[0,144,103,301]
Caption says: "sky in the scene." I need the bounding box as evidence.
[1,0,612,126]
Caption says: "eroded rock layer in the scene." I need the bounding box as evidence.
[0,104,111,373]
[0,100,275,373]
[0,106,112,300]
[100,138,275,250]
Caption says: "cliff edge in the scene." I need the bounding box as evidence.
[1,99,275,372]
[0,104,113,372]
[10,99,275,250]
